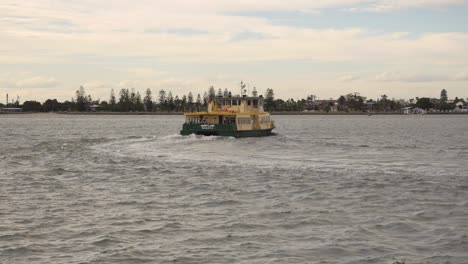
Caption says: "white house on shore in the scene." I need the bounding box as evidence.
[90,104,101,112]
[454,102,464,112]
[402,107,412,115]
[402,107,426,115]
[463,102,468,112]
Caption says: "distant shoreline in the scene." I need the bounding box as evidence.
[2,111,468,116]
[272,111,468,115]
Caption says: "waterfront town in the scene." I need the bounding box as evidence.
[1,86,468,114]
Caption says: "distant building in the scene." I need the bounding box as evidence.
[402,107,426,115]
[365,100,378,111]
[90,104,101,112]
[454,102,464,111]
[0,108,22,113]
[306,99,338,112]
[462,102,468,112]
[412,107,426,114]
[402,107,412,115]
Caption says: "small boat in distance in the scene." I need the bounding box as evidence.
[180,86,275,137]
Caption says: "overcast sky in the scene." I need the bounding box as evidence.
[1,0,468,102]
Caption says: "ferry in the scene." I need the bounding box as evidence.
[180,88,275,137]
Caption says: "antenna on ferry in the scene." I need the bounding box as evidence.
[240,81,246,96]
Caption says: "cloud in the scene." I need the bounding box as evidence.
[230,31,269,42]
[373,70,468,82]
[16,76,59,88]
[144,28,208,36]
[335,70,468,83]
[338,74,360,82]
[453,70,468,81]
[116,78,196,92]
[119,68,170,78]
[347,0,468,12]
[1,1,468,64]
[81,81,110,90]
[374,72,438,82]
[1,1,468,101]
[0,75,59,88]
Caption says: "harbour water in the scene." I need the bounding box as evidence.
[1,114,467,264]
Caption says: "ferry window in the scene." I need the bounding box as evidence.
[253,100,258,107]
[233,100,238,106]
[238,117,250,124]
[188,117,200,124]
[247,100,252,106]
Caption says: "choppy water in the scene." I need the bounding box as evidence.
[1,114,467,264]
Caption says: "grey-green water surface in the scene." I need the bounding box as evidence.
[1,114,467,264]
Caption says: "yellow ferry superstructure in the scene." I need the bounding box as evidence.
[181,94,275,137]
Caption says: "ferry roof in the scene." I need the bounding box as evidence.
[185,111,243,116]
[214,96,264,100]
[185,111,269,116]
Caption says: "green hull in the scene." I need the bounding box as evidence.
[180,124,273,137]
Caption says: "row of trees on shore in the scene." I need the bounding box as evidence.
[12,86,220,112]
[2,86,466,113]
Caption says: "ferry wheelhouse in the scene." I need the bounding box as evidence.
[181,92,275,137]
